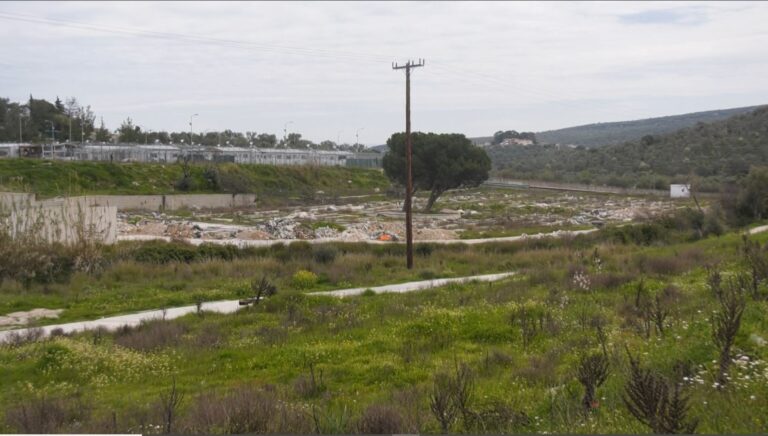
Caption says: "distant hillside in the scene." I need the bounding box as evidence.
[490,106,768,192]
[535,105,763,148]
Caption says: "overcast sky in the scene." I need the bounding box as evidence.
[1,1,767,145]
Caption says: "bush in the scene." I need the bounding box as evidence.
[131,241,245,264]
[356,404,405,434]
[415,243,434,258]
[313,246,338,264]
[291,270,318,290]
[114,320,187,351]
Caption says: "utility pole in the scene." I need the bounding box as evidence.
[68,117,72,144]
[392,58,425,269]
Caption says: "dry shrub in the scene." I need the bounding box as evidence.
[5,392,92,433]
[470,401,530,433]
[514,353,559,385]
[114,319,187,351]
[255,325,288,345]
[483,349,513,370]
[639,247,709,276]
[591,273,635,290]
[391,386,427,432]
[1,327,45,347]
[182,384,312,434]
[355,404,406,434]
[190,324,224,349]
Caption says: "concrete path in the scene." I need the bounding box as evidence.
[118,228,598,247]
[748,224,768,235]
[312,272,514,298]
[0,272,515,343]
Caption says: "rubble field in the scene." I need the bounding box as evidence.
[118,188,690,243]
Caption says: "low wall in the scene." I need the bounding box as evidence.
[164,193,257,211]
[34,193,258,212]
[0,192,36,212]
[9,203,117,244]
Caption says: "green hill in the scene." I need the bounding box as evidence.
[534,105,763,148]
[491,106,768,191]
[0,159,388,199]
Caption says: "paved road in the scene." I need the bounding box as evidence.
[119,228,598,247]
[0,272,515,343]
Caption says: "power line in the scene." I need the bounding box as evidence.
[0,11,393,64]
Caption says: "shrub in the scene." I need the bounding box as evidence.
[182,385,292,434]
[623,350,698,434]
[291,270,318,290]
[356,404,405,434]
[312,246,338,264]
[114,319,187,351]
[5,393,92,433]
[415,243,434,258]
[576,352,609,413]
[419,269,437,280]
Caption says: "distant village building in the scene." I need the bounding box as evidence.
[499,138,534,146]
[0,143,382,168]
[670,184,691,198]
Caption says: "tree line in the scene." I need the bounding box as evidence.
[0,95,367,151]
[490,106,768,192]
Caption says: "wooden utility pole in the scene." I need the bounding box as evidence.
[393,59,425,269]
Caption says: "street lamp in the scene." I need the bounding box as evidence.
[283,121,293,147]
[356,127,365,149]
[45,120,55,158]
[189,113,199,146]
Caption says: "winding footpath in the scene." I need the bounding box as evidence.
[0,272,515,343]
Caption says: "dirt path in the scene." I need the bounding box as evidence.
[118,228,598,247]
[0,272,516,342]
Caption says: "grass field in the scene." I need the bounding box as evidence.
[1,222,767,433]
[0,159,388,200]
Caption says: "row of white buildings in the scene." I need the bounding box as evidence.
[0,143,383,168]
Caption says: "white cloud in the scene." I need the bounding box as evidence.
[0,1,767,143]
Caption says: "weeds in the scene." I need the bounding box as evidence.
[576,352,610,413]
[712,274,747,387]
[623,350,698,434]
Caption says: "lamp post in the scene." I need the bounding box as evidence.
[283,121,293,148]
[189,113,199,146]
[45,120,55,159]
[356,127,364,149]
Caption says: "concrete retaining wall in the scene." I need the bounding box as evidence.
[32,193,258,212]
[164,194,257,211]
[9,203,117,244]
[0,192,36,212]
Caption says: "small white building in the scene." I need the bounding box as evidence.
[670,184,691,198]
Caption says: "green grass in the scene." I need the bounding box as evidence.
[0,159,388,199]
[458,224,594,239]
[2,215,768,433]
[1,228,767,433]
